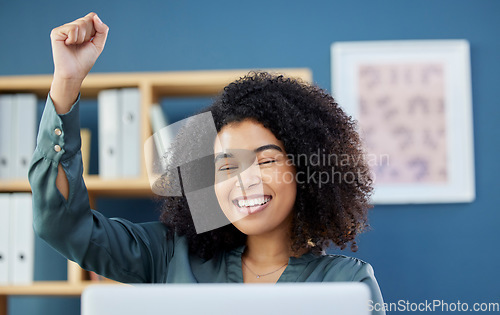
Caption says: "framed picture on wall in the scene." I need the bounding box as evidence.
[331,40,475,204]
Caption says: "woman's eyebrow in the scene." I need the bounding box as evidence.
[213,144,283,163]
[254,144,283,154]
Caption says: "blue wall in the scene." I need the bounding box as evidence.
[1,1,499,314]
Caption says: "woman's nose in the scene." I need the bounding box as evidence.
[235,164,262,189]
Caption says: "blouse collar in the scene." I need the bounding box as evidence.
[231,244,320,265]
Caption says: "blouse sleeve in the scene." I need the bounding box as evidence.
[352,262,386,315]
[28,95,174,283]
[322,256,386,315]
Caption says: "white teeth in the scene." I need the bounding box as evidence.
[237,196,270,208]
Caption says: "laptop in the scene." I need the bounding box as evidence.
[82,282,371,315]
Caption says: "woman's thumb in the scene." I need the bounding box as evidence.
[92,14,109,52]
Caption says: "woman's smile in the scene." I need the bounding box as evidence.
[232,194,273,214]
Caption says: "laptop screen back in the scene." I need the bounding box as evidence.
[82,282,371,315]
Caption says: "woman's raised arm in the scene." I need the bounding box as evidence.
[49,12,108,199]
[28,14,173,283]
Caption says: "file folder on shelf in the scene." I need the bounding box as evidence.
[120,88,141,177]
[0,95,14,179]
[0,194,11,285]
[9,193,34,285]
[98,89,121,178]
[13,94,37,179]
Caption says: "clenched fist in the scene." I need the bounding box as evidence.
[50,12,109,113]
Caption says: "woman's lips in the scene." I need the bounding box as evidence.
[232,195,272,215]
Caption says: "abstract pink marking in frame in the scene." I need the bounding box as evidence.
[357,63,447,185]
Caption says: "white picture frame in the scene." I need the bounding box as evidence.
[331,40,475,204]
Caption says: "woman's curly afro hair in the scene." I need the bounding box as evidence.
[158,71,373,260]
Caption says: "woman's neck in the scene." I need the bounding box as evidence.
[244,232,291,265]
[243,214,293,265]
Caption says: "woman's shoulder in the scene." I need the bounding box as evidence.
[310,252,375,282]
[317,253,370,265]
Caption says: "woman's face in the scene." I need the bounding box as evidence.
[214,119,297,236]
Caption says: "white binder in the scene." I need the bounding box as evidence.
[149,104,173,172]
[98,89,121,178]
[0,95,14,179]
[10,193,34,284]
[120,88,141,177]
[149,104,168,133]
[13,94,37,179]
[0,194,11,285]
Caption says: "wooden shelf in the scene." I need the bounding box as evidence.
[0,281,123,297]
[0,68,312,98]
[0,180,30,193]
[0,282,86,296]
[0,176,153,197]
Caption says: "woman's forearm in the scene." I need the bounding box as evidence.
[50,76,82,115]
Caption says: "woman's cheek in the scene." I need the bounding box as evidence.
[259,169,274,183]
[214,183,227,208]
[270,165,296,184]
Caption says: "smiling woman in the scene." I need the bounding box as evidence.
[159,72,374,261]
[28,12,385,315]
[154,72,384,297]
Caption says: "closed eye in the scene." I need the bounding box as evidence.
[218,165,239,171]
[258,160,276,166]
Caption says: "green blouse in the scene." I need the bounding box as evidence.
[29,96,385,314]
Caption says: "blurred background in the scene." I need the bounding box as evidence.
[1,0,499,314]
